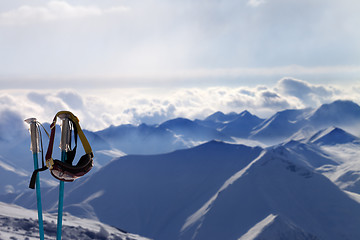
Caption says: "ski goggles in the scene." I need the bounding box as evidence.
[47,153,93,182]
[45,111,94,182]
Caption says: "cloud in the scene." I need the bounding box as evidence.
[1,78,360,131]
[247,0,266,7]
[276,77,337,106]
[27,92,68,114]
[56,90,84,110]
[126,103,177,125]
[260,91,291,109]
[0,1,129,26]
[0,95,16,106]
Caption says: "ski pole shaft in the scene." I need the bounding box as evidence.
[56,114,71,240]
[25,118,45,240]
[57,171,65,240]
[33,152,45,240]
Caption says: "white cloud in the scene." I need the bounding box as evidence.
[0,1,129,26]
[56,90,84,110]
[1,78,360,131]
[247,0,266,7]
[276,77,338,106]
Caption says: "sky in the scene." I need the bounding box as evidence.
[1,0,360,130]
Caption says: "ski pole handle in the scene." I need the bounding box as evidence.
[25,118,40,153]
[58,113,71,152]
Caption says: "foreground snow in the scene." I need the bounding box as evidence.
[0,202,151,240]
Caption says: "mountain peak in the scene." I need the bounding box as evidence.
[204,111,238,122]
[221,110,264,138]
[308,126,359,145]
[159,117,194,129]
[309,100,360,127]
[239,110,250,117]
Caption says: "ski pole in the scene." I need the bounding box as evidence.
[56,113,71,240]
[25,118,45,240]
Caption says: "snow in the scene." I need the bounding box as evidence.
[344,190,360,204]
[0,159,27,176]
[249,108,312,144]
[232,137,268,148]
[309,100,360,128]
[8,138,360,240]
[95,149,126,158]
[219,111,264,138]
[0,201,151,240]
[181,150,266,232]
[317,143,360,194]
[180,146,360,240]
[237,214,277,240]
[238,214,319,240]
[308,127,360,145]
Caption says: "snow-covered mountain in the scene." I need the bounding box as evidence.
[309,100,360,128]
[248,108,312,144]
[220,111,264,138]
[1,99,360,240]
[159,117,233,143]
[6,138,360,240]
[7,141,263,239]
[92,100,360,151]
[194,111,243,129]
[180,145,360,240]
[307,127,360,145]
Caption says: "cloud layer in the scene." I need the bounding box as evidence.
[1,78,359,131]
[0,0,359,84]
[0,1,129,25]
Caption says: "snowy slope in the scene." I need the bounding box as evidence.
[63,141,262,240]
[317,142,360,195]
[307,127,360,145]
[238,214,318,240]
[309,100,360,128]
[181,147,360,240]
[297,127,360,195]
[0,201,151,240]
[7,141,263,240]
[7,139,360,240]
[0,157,29,195]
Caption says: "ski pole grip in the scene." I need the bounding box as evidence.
[25,118,40,153]
[58,113,71,152]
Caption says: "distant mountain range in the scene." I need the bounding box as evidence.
[1,99,360,239]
